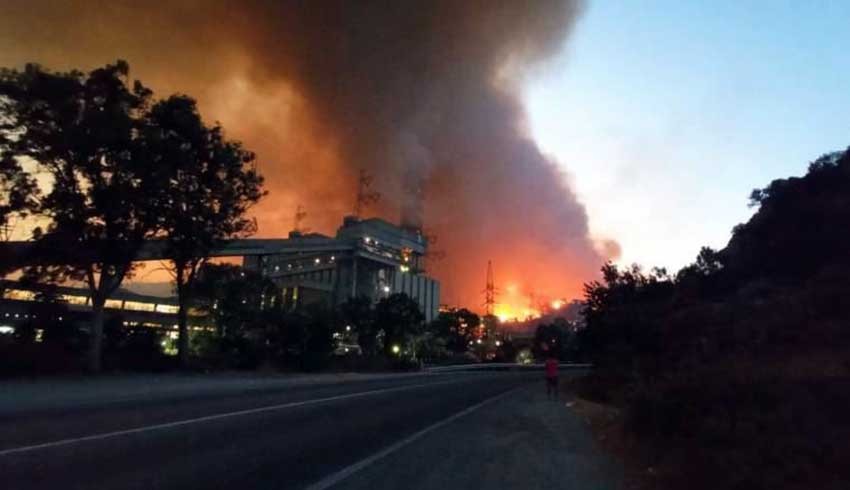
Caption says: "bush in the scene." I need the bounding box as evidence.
[191,330,261,370]
[617,369,850,490]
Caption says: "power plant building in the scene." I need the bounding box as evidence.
[243,216,440,322]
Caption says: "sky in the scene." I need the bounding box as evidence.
[1,1,848,310]
[526,0,850,271]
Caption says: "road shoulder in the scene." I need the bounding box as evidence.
[329,382,623,490]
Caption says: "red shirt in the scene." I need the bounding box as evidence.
[545,358,558,378]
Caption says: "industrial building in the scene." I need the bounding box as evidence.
[0,216,441,333]
[243,216,440,322]
[0,280,204,333]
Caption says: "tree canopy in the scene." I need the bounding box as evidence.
[0,61,160,371]
[374,293,425,357]
[142,94,265,366]
[0,61,265,371]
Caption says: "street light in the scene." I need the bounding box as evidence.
[392,344,400,355]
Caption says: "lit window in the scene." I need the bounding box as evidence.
[60,294,89,305]
[123,301,156,312]
[4,289,35,301]
[104,299,123,309]
[155,304,178,314]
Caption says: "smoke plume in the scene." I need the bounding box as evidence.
[0,0,617,309]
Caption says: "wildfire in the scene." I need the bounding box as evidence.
[493,304,542,323]
[490,282,571,323]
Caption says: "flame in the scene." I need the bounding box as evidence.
[494,304,542,323]
[491,282,572,323]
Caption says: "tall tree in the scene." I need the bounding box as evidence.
[143,96,265,367]
[374,293,424,358]
[0,62,157,372]
[338,296,377,356]
[431,307,479,353]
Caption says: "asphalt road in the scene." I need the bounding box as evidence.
[0,372,558,490]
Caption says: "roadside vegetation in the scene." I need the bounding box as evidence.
[0,263,518,375]
[572,147,850,490]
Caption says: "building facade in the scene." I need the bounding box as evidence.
[243,216,440,322]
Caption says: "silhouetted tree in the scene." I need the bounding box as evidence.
[374,293,424,358]
[337,296,377,356]
[0,145,38,246]
[191,263,278,337]
[580,262,674,373]
[142,95,265,367]
[0,61,158,371]
[430,307,479,353]
[533,318,574,361]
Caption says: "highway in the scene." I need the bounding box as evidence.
[1,372,549,489]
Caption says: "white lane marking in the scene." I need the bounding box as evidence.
[304,385,523,490]
[0,378,474,458]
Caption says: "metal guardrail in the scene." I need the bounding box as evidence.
[425,362,593,372]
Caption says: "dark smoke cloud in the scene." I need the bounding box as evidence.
[0,0,616,308]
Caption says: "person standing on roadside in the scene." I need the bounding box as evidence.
[545,355,559,400]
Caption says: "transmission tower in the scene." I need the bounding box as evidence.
[484,260,496,316]
[293,204,309,234]
[354,169,381,218]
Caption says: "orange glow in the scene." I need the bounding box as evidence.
[551,299,565,310]
[0,4,620,308]
[494,303,542,323]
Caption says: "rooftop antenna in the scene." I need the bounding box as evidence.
[354,169,381,218]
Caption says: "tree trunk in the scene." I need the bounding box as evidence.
[88,297,106,373]
[177,298,189,368]
[176,264,190,368]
